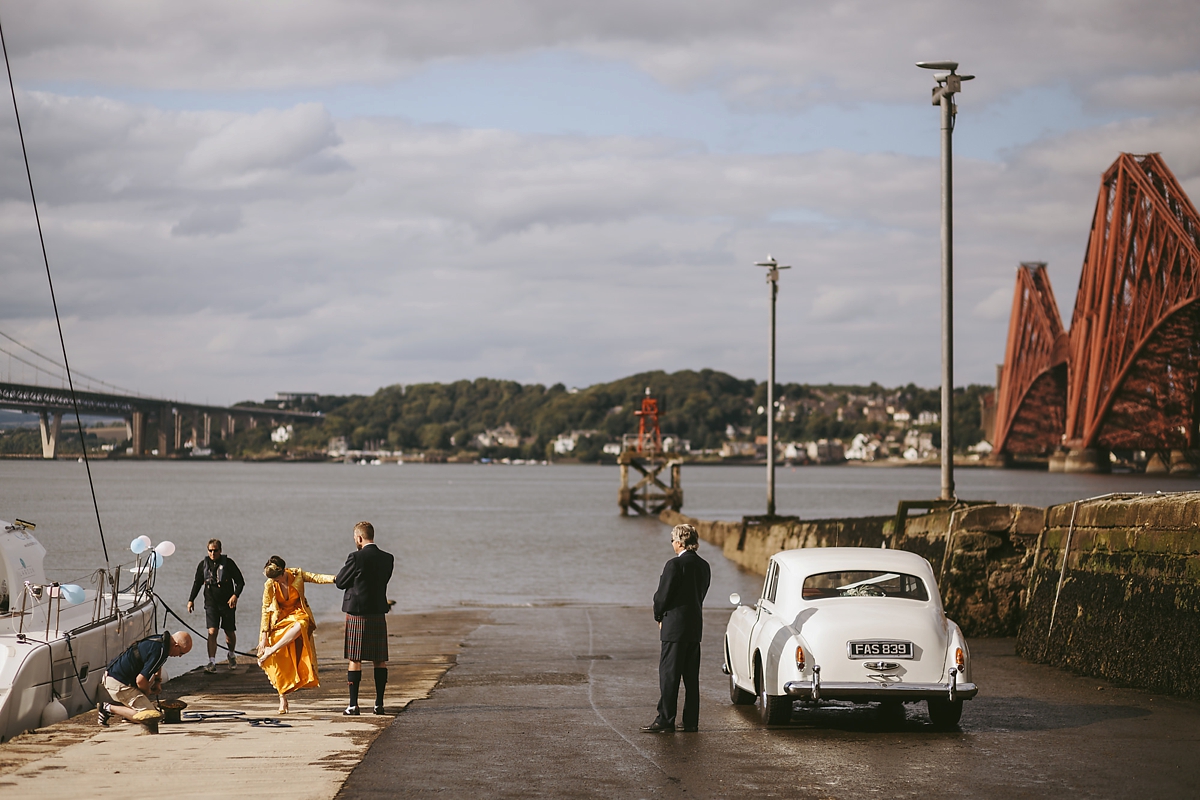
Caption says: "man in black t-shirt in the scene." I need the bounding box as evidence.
[187,538,245,672]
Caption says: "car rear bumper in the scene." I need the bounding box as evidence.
[783,680,979,701]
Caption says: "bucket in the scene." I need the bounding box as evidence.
[159,699,188,724]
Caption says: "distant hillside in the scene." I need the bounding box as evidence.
[236,370,991,461]
[0,370,991,459]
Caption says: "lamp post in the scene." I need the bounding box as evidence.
[916,60,973,502]
[755,255,790,516]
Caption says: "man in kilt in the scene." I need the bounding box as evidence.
[335,520,395,715]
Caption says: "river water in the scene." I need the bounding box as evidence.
[2,460,1193,675]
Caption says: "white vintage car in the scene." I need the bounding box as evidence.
[724,547,976,729]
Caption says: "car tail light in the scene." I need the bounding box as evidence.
[955,647,965,669]
[795,645,805,670]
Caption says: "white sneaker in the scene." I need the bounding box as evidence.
[227,652,238,668]
[204,662,217,674]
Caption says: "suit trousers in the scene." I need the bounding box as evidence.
[656,640,701,729]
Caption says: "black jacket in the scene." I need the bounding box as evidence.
[335,543,394,616]
[188,555,245,605]
[653,549,710,643]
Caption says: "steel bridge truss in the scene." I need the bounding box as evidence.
[993,153,1200,455]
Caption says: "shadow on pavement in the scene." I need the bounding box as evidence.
[732,695,1150,735]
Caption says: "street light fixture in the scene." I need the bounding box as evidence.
[916,60,973,502]
[755,255,790,516]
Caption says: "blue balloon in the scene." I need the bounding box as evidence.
[130,536,151,554]
[150,551,164,569]
[60,584,86,605]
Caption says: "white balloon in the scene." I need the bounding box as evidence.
[61,584,86,605]
[130,536,151,554]
[154,541,176,557]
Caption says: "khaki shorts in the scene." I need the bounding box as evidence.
[102,673,155,712]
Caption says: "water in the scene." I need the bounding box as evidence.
[2,460,1193,675]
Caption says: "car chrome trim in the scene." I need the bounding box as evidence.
[783,680,978,701]
[862,661,900,671]
[949,666,957,701]
[811,665,821,702]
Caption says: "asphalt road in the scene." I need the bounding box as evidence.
[338,600,1199,799]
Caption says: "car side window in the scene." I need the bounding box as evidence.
[764,562,780,604]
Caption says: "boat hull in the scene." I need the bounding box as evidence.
[0,591,156,742]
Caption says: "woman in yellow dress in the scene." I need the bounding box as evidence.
[256,555,335,714]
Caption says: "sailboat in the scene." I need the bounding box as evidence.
[0,525,159,740]
[0,19,161,740]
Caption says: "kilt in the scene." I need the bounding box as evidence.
[344,614,388,662]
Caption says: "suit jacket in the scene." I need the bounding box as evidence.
[259,568,335,635]
[335,543,394,616]
[653,549,710,643]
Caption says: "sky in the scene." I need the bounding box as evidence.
[0,1,1197,406]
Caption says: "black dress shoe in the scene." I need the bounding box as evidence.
[640,721,675,733]
[681,726,698,732]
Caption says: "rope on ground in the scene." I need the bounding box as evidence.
[182,710,291,728]
[154,594,259,658]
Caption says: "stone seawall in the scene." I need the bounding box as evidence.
[668,492,1200,699]
[662,507,1039,637]
[1015,493,1200,699]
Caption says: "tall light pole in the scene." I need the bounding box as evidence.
[916,61,973,502]
[756,255,790,516]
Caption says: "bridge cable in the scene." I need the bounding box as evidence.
[0,13,110,566]
[0,328,143,396]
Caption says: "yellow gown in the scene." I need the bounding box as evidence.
[259,568,335,695]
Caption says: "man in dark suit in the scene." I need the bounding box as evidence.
[335,520,395,715]
[643,523,710,733]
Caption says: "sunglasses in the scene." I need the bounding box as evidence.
[208,548,220,553]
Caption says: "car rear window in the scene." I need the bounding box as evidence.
[802,570,930,601]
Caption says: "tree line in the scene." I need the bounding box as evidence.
[0,369,992,460]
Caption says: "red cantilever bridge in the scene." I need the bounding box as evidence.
[0,381,318,459]
[992,153,1200,471]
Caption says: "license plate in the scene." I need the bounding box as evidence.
[847,640,914,659]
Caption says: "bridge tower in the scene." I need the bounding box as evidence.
[992,263,1069,461]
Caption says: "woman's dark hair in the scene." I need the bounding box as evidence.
[263,555,286,579]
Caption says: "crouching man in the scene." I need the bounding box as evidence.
[98,631,192,729]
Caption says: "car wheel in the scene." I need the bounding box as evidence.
[926,698,963,730]
[729,672,755,706]
[755,662,791,725]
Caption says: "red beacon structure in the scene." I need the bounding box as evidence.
[618,387,682,516]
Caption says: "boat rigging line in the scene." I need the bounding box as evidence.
[0,12,110,566]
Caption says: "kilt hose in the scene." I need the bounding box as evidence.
[344,613,388,662]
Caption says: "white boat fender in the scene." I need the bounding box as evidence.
[41,697,69,727]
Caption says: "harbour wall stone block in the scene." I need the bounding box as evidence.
[1016,492,1200,699]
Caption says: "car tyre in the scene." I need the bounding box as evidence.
[755,663,791,725]
[729,672,755,706]
[926,698,963,730]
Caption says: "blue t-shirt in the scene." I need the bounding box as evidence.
[107,634,170,686]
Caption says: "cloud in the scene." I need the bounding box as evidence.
[973,287,1013,321]
[5,1,1199,111]
[171,205,243,237]
[1088,70,1200,112]
[0,3,1198,403]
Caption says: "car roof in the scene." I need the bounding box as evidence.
[770,547,935,578]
